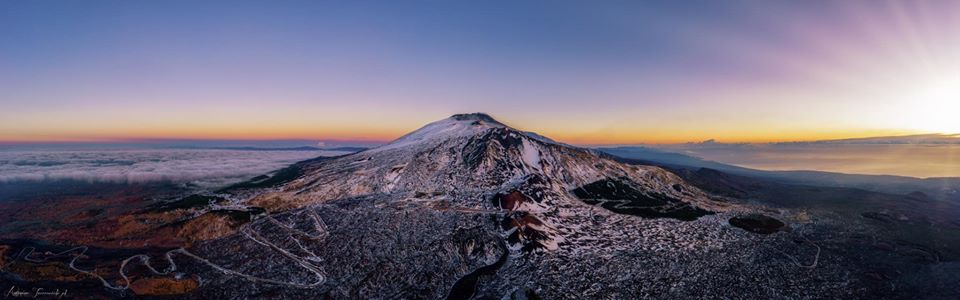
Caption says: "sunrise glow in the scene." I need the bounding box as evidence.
[1,1,958,144]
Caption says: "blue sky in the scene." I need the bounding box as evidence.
[2,0,958,143]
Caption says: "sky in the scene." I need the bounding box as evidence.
[1,0,958,144]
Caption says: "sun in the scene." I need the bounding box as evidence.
[904,75,960,134]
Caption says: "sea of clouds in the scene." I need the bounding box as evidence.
[0,148,349,187]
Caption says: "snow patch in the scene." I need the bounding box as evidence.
[384,163,406,190]
[521,138,541,171]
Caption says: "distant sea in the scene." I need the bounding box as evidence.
[651,143,960,178]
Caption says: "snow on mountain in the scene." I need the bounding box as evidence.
[371,113,506,152]
[245,113,725,252]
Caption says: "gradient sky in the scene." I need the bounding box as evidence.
[2,0,958,144]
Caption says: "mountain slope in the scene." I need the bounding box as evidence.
[245,113,723,251]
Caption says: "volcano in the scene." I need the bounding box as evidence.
[4,115,958,299]
[67,113,898,299]
[244,113,722,251]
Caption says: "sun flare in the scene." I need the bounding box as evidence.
[903,75,960,134]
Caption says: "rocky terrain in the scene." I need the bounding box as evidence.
[2,113,959,299]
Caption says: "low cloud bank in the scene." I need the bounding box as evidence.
[0,149,349,187]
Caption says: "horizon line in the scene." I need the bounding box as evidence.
[2,132,957,147]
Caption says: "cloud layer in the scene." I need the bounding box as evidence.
[0,149,348,187]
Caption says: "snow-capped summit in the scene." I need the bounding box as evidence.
[246,113,723,252]
[374,113,510,152]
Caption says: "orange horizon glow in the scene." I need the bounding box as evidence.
[0,119,935,146]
